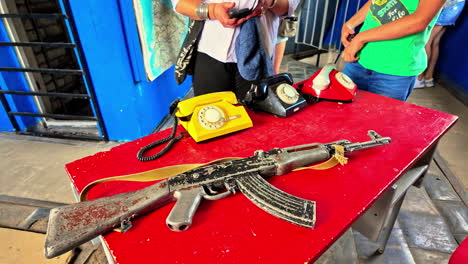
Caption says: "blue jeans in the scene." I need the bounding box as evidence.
[342,62,416,101]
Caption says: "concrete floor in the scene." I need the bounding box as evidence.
[0,57,467,263]
[407,86,468,191]
[0,135,119,264]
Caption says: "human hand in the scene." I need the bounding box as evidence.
[341,22,355,47]
[232,0,265,25]
[210,2,241,28]
[341,35,365,62]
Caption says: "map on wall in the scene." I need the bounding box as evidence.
[133,0,188,81]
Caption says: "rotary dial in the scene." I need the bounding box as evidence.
[276,83,300,105]
[197,105,226,130]
[335,72,356,90]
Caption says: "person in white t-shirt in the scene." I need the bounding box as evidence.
[173,0,299,97]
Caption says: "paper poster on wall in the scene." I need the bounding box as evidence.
[133,0,188,81]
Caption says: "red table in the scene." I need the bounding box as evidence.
[66,91,457,264]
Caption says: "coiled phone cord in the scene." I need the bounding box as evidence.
[137,100,185,162]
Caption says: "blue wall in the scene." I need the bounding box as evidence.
[0,19,39,131]
[0,74,15,131]
[65,0,191,141]
[437,7,468,98]
[0,1,191,140]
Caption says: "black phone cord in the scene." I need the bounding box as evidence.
[136,114,185,162]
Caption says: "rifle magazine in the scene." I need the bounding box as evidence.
[235,173,316,229]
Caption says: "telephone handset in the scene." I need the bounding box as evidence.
[176,91,253,142]
[243,73,307,118]
[293,64,357,103]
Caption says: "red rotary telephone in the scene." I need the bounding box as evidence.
[293,64,357,103]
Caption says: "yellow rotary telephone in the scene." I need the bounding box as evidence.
[175,91,253,142]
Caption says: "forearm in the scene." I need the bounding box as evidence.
[268,0,290,16]
[356,16,427,43]
[355,0,445,44]
[175,0,203,20]
[346,0,371,28]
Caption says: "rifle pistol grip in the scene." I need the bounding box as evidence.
[166,187,205,232]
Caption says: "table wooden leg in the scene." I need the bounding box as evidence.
[376,191,406,253]
[355,144,439,253]
[353,164,430,253]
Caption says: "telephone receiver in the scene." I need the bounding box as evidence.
[243,73,307,118]
[293,64,357,103]
[175,91,253,142]
[228,7,253,19]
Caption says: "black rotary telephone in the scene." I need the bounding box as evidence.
[243,73,307,118]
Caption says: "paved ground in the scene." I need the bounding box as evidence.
[0,135,119,264]
[0,56,466,263]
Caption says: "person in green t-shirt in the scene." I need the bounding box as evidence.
[340,0,445,101]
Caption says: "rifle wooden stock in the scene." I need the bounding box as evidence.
[45,180,173,259]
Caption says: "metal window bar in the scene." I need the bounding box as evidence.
[60,0,108,140]
[0,13,67,19]
[328,0,340,47]
[0,89,90,99]
[10,111,97,120]
[23,0,67,99]
[0,90,20,131]
[318,0,330,49]
[340,0,351,51]
[0,41,76,48]
[295,0,359,66]
[0,67,83,74]
[0,0,108,141]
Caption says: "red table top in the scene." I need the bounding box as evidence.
[66,91,457,264]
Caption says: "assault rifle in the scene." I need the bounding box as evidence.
[45,131,391,258]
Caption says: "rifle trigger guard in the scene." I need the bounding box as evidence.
[203,189,232,200]
[202,178,237,200]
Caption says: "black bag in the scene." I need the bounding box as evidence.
[174,20,204,85]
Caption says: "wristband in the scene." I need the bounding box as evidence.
[268,0,278,9]
[195,3,210,20]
